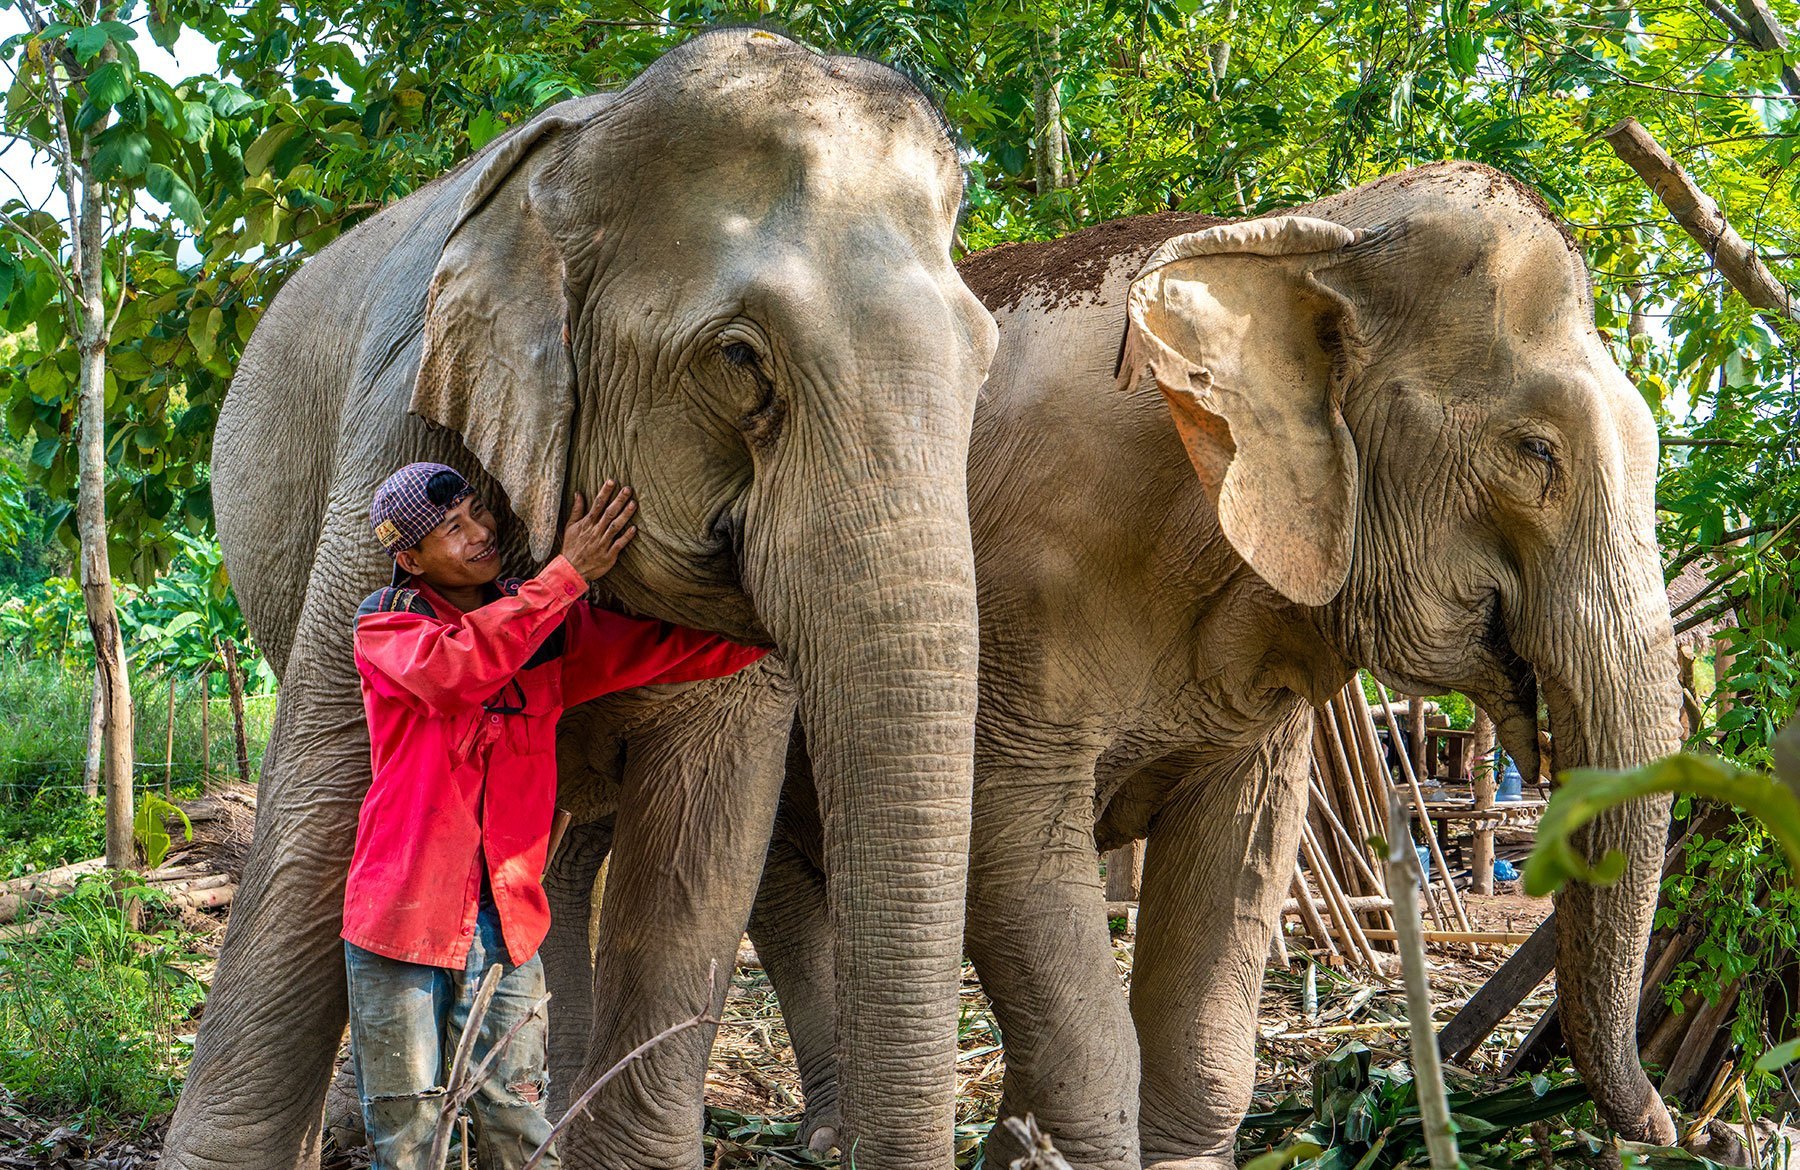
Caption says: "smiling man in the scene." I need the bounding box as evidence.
[343,462,764,1170]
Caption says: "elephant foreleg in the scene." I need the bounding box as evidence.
[969,755,1139,1170]
[1130,707,1312,1170]
[562,660,795,1169]
[542,817,614,1116]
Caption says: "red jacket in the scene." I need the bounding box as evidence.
[343,555,765,968]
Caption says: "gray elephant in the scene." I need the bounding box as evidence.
[166,30,996,1170]
[735,161,1681,1169]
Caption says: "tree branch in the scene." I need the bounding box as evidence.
[1603,118,1800,325]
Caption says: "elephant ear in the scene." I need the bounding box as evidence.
[413,111,589,561]
[1118,215,1368,607]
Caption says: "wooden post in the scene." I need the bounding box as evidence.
[199,664,211,791]
[1103,840,1144,902]
[221,639,250,785]
[1469,707,1497,895]
[164,673,177,796]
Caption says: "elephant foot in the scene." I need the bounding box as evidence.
[1144,1158,1236,1170]
[801,1105,842,1156]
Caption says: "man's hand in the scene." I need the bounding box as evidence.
[561,481,637,580]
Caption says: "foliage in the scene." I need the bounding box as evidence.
[0,656,273,878]
[1235,1042,1595,1169]
[131,788,188,867]
[1527,721,1800,1109]
[0,877,207,1125]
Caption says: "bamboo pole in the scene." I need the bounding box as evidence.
[1289,870,1341,959]
[1470,707,1497,895]
[1303,823,1383,973]
[1346,684,1446,929]
[1307,768,1392,910]
[1372,681,1475,936]
[1384,788,1459,1169]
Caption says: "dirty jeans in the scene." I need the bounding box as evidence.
[344,893,559,1170]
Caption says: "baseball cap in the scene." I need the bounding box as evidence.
[371,463,476,583]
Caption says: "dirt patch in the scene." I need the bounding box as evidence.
[959,211,1226,313]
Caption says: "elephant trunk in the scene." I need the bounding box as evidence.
[745,409,978,1170]
[1535,557,1681,1145]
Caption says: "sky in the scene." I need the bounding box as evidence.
[0,9,221,224]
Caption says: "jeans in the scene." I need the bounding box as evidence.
[345,895,560,1170]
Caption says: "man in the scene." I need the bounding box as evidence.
[343,462,764,1170]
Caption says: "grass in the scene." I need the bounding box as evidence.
[0,654,275,877]
[0,653,275,1129]
[0,879,210,1127]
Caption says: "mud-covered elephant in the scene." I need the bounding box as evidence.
[165,31,996,1170]
[740,162,1682,1169]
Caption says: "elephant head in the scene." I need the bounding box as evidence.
[1120,161,1680,1143]
[411,30,995,1163]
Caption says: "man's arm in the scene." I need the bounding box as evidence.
[355,558,589,714]
[561,605,768,707]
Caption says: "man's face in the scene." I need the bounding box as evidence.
[394,494,502,589]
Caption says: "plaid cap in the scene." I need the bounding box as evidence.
[370,462,475,559]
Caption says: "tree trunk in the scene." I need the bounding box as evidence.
[199,665,211,791]
[1103,840,1144,902]
[84,662,103,798]
[1408,695,1429,781]
[71,124,134,872]
[222,639,250,784]
[1469,707,1497,895]
[1032,29,1066,196]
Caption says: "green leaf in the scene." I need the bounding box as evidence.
[75,61,134,131]
[90,127,152,179]
[1755,1036,1800,1071]
[468,109,506,150]
[243,122,297,175]
[188,305,222,363]
[206,83,261,118]
[146,163,204,226]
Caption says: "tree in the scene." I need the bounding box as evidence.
[0,0,156,869]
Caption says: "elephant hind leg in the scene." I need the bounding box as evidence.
[748,828,841,1153]
[1131,709,1312,1170]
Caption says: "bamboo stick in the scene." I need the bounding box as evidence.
[1345,684,1446,929]
[1361,928,1533,945]
[164,674,177,797]
[1383,787,1459,1170]
[1303,823,1383,973]
[1308,769,1392,911]
[1289,870,1341,959]
[1372,680,1475,937]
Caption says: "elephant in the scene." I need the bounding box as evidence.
[166,30,997,1170]
[730,161,1682,1169]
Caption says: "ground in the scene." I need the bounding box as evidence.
[0,793,1560,1168]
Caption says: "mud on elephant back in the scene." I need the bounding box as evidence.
[166,27,996,1170]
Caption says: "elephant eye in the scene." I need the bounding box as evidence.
[721,341,759,369]
[1519,437,1555,467]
